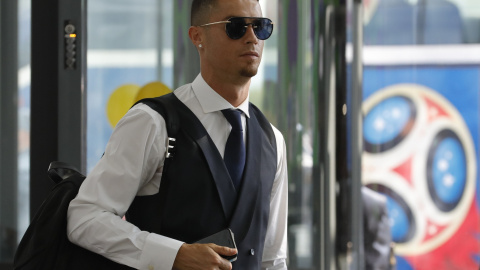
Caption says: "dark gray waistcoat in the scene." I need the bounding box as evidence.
[127,94,277,269]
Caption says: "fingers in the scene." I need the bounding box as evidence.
[217,256,233,270]
[208,244,236,270]
[208,243,238,257]
[173,243,234,270]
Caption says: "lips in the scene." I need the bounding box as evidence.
[240,51,259,58]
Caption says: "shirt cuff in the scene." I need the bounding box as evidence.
[139,233,184,270]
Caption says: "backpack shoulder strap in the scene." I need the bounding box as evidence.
[132,92,180,169]
[125,93,180,230]
[133,93,179,137]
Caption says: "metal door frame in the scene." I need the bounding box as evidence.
[30,0,87,218]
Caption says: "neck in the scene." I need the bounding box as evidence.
[201,71,251,107]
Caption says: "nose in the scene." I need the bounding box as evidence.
[243,24,259,44]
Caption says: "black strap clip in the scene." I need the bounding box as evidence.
[165,137,176,159]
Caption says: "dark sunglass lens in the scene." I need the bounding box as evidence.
[254,19,273,40]
[226,18,247,39]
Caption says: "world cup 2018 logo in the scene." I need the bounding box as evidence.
[362,84,477,259]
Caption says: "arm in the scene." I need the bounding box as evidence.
[262,127,288,270]
[67,104,238,270]
[67,104,183,269]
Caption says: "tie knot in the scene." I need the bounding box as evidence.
[222,109,243,131]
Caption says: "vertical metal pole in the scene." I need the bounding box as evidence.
[320,0,364,269]
[320,4,338,269]
[278,1,311,268]
[278,0,334,269]
[57,0,87,172]
[312,1,337,269]
[0,0,18,262]
[350,0,364,269]
[31,0,59,219]
[30,0,86,218]
[320,0,351,268]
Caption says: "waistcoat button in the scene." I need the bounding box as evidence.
[250,248,255,255]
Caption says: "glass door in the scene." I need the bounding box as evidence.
[87,0,174,171]
[85,1,350,269]
[86,1,332,269]
[0,0,31,267]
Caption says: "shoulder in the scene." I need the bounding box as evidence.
[129,103,165,123]
[270,124,285,145]
[120,103,167,135]
[248,104,286,160]
[362,186,388,217]
[249,103,285,141]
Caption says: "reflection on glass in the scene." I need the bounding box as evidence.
[364,0,480,45]
[362,0,480,269]
[264,1,320,269]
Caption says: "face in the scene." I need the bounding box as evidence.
[198,0,264,81]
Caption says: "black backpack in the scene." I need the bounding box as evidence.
[13,95,178,270]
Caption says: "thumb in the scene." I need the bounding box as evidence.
[209,244,237,256]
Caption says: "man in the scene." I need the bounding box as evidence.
[362,187,393,269]
[67,0,288,269]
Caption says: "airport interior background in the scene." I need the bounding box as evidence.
[1,0,480,269]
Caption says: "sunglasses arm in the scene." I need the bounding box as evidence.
[197,21,231,27]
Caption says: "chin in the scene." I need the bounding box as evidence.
[240,66,259,78]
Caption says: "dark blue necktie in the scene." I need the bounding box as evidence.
[222,109,246,190]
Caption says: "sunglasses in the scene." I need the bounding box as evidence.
[198,17,274,40]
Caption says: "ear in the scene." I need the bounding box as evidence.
[188,26,203,48]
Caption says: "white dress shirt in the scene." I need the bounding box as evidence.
[67,74,288,270]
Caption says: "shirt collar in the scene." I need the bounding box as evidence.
[192,74,250,118]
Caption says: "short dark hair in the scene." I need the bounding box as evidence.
[191,0,260,26]
[191,0,217,26]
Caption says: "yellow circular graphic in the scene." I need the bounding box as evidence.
[106,84,140,127]
[134,81,172,102]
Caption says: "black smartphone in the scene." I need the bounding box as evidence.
[194,228,238,262]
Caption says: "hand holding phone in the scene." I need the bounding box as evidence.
[194,228,238,262]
